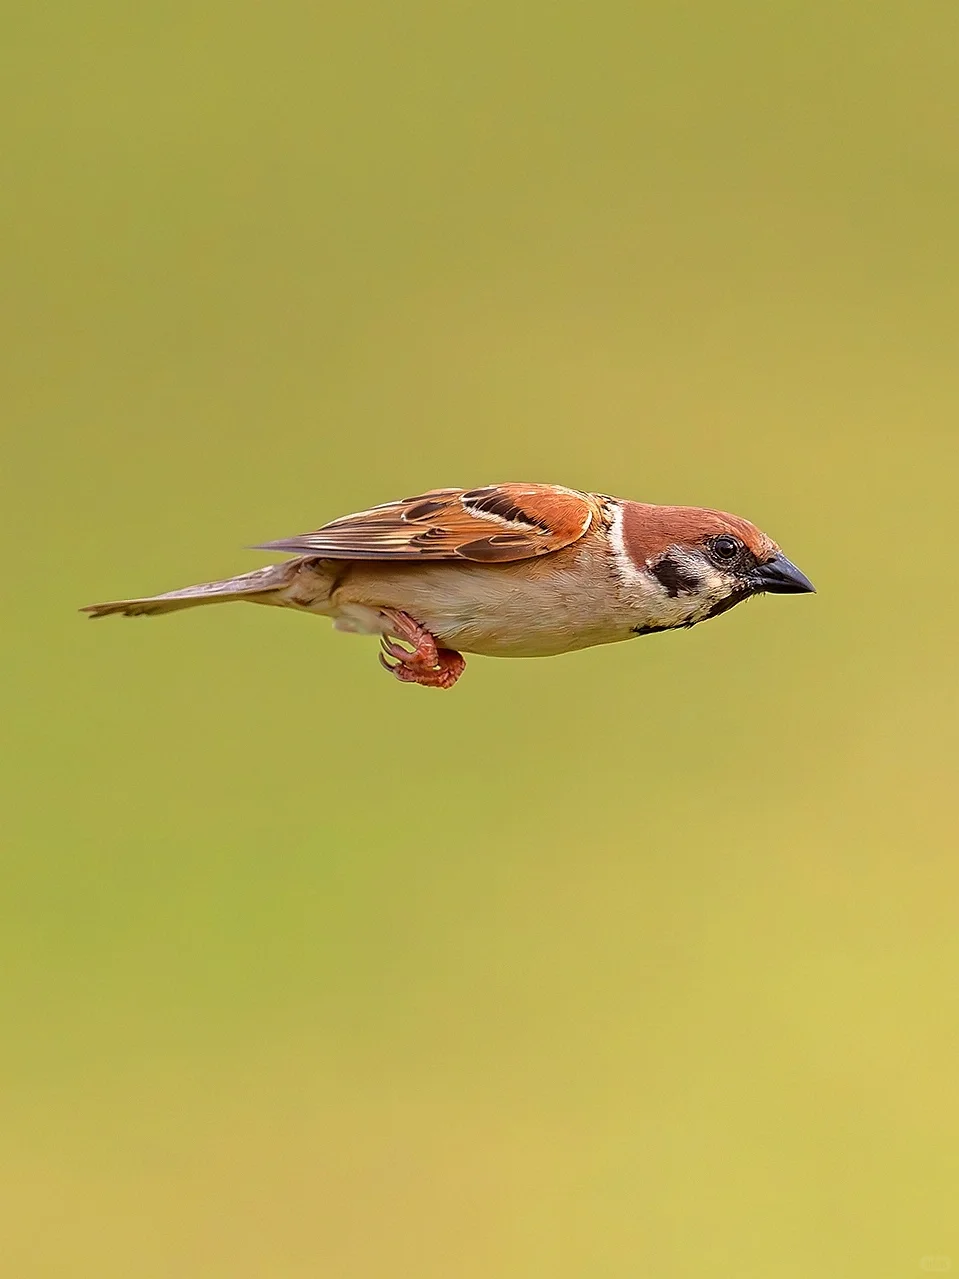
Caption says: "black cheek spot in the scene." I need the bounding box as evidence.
[650,553,700,597]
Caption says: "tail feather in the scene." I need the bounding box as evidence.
[81,562,296,618]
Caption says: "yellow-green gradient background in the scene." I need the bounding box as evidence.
[3,3,958,1275]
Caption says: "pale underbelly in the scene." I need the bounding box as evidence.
[330,599,635,657]
[325,560,638,658]
[426,617,635,658]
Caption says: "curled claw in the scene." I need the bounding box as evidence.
[379,635,425,667]
[379,650,422,682]
[376,609,466,689]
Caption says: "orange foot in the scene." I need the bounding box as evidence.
[378,609,467,690]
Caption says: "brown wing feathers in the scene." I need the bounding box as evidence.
[256,484,597,564]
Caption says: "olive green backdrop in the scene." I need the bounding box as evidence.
[3,2,958,1275]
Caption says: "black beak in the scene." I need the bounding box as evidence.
[750,552,816,595]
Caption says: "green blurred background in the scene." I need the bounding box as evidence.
[3,2,958,1275]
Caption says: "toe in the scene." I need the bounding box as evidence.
[380,636,414,664]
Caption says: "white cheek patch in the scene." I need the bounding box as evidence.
[663,551,732,621]
[666,550,723,596]
[695,564,729,599]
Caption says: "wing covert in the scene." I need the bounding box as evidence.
[256,484,598,563]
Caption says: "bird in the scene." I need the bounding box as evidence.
[81,482,814,689]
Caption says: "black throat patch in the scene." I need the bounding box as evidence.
[696,586,752,624]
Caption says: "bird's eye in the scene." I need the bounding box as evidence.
[710,535,742,562]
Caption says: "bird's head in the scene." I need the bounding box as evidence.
[615,501,815,633]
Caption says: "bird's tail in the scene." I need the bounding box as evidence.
[81,562,298,618]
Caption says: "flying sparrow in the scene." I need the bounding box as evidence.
[82,483,814,689]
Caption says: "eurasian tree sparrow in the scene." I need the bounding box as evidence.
[83,483,814,688]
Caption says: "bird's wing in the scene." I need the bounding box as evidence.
[256,484,600,563]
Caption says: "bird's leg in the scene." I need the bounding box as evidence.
[378,609,467,689]
[379,608,438,666]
